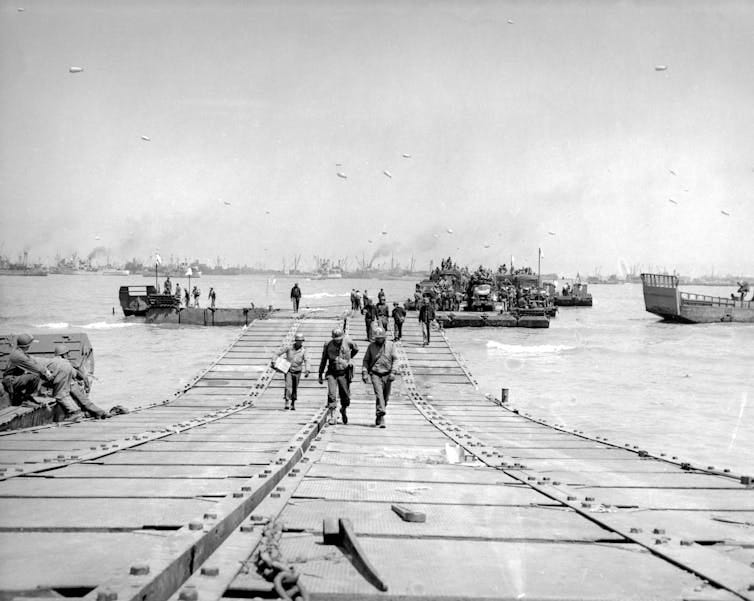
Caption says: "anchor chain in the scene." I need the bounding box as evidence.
[254,521,310,601]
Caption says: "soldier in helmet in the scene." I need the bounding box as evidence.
[46,344,107,419]
[271,333,310,410]
[318,328,359,425]
[1,333,52,407]
[362,327,399,428]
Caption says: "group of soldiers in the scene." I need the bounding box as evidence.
[163,277,209,308]
[271,288,436,428]
[2,334,108,420]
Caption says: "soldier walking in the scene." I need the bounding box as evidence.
[362,327,398,428]
[318,328,359,425]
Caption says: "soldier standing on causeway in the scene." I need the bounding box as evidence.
[362,326,399,428]
[318,328,359,425]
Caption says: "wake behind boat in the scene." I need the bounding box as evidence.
[641,273,754,323]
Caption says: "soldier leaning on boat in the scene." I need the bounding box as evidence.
[46,344,107,419]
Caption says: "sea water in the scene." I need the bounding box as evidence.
[1,275,751,474]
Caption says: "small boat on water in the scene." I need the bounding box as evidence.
[553,281,593,306]
[641,273,754,323]
[0,333,94,431]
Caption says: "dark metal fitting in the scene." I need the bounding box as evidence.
[527,476,536,481]
[271,492,281,498]
[581,502,591,508]
[130,564,150,576]
[680,540,693,546]
[741,475,752,485]
[553,481,561,485]
[57,455,66,459]
[188,520,203,530]
[233,491,244,497]
[585,497,595,501]
[201,566,220,577]
[638,450,648,457]
[240,524,254,532]
[204,512,218,520]
[567,496,577,501]
[681,463,691,470]
[241,486,252,491]
[629,528,642,533]
[653,528,665,535]
[707,466,715,470]
[259,473,267,478]
[96,589,118,601]
[178,586,198,601]
[654,539,664,545]
[276,486,285,492]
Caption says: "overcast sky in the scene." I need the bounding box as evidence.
[1,0,752,276]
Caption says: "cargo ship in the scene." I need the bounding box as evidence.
[641,273,754,323]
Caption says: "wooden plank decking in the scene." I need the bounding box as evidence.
[0,309,752,601]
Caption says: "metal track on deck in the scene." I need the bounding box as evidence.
[0,308,752,601]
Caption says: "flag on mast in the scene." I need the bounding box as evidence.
[154,253,162,266]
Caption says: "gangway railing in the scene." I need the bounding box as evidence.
[681,291,751,308]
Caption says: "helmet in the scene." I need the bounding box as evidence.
[54,343,70,356]
[373,327,386,339]
[331,328,344,340]
[294,333,305,342]
[16,333,36,347]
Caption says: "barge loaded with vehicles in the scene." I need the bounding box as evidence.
[119,286,275,325]
[641,272,754,323]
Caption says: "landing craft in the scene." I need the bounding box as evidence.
[669,169,677,176]
[402,153,411,158]
[507,19,514,24]
[383,170,392,178]
[655,65,668,71]
[381,230,388,235]
[721,210,730,216]
[367,239,373,243]
[141,136,151,142]
[336,172,347,179]
[223,201,231,206]
[446,228,453,234]
[69,66,84,73]
[668,198,678,205]
[548,231,556,235]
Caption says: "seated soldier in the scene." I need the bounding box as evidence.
[2,333,52,407]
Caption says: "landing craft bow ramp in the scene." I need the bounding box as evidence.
[0,308,752,600]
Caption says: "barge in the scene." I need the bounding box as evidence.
[641,272,754,323]
[119,287,275,325]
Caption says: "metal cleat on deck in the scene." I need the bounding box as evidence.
[322,517,388,592]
